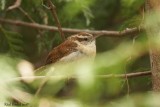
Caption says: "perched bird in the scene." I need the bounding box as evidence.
[35,32,99,96]
[45,32,97,65]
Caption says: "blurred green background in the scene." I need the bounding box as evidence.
[0,0,155,107]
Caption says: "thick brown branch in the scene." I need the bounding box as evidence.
[0,18,144,37]
[146,0,160,91]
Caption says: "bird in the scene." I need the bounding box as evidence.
[35,32,99,96]
[45,32,97,65]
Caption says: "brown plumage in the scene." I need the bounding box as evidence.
[45,40,77,65]
[41,32,96,97]
[45,32,95,65]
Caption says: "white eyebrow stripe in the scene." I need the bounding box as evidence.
[77,35,91,38]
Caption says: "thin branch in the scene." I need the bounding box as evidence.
[35,77,49,96]
[124,36,137,95]
[7,0,22,11]
[18,7,45,36]
[18,7,35,23]
[6,71,151,82]
[125,74,130,95]
[17,7,48,50]
[97,71,151,78]
[7,1,46,39]
[0,18,144,37]
[45,0,65,41]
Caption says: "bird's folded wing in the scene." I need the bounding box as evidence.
[45,40,77,65]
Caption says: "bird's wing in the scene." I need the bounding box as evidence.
[45,40,77,65]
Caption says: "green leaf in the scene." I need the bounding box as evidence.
[61,0,95,21]
[0,27,25,57]
[0,0,5,10]
[0,55,20,102]
[83,6,94,26]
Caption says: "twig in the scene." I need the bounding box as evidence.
[97,71,151,78]
[17,7,48,49]
[6,71,151,82]
[7,0,21,11]
[17,7,45,36]
[125,36,137,95]
[125,74,130,95]
[0,18,144,37]
[35,77,49,96]
[45,0,65,41]
[18,7,35,23]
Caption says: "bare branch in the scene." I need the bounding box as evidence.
[7,0,22,11]
[96,71,151,78]
[0,18,144,37]
[125,74,130,95]
[45,0,65,41]
[18,7,35,23]
[7,71,151,82]
[17,7,45,37]
[35,77,49,96]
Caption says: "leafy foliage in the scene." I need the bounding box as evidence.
[0,27,25,57]
[0,0,157,106]
[0,0,5,10]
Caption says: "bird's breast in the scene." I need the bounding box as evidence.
[59,51,82,62]
[59,41,96,63]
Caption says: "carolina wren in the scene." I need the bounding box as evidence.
[45,32,97,65]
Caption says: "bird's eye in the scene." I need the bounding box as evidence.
[84,38,88,41]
